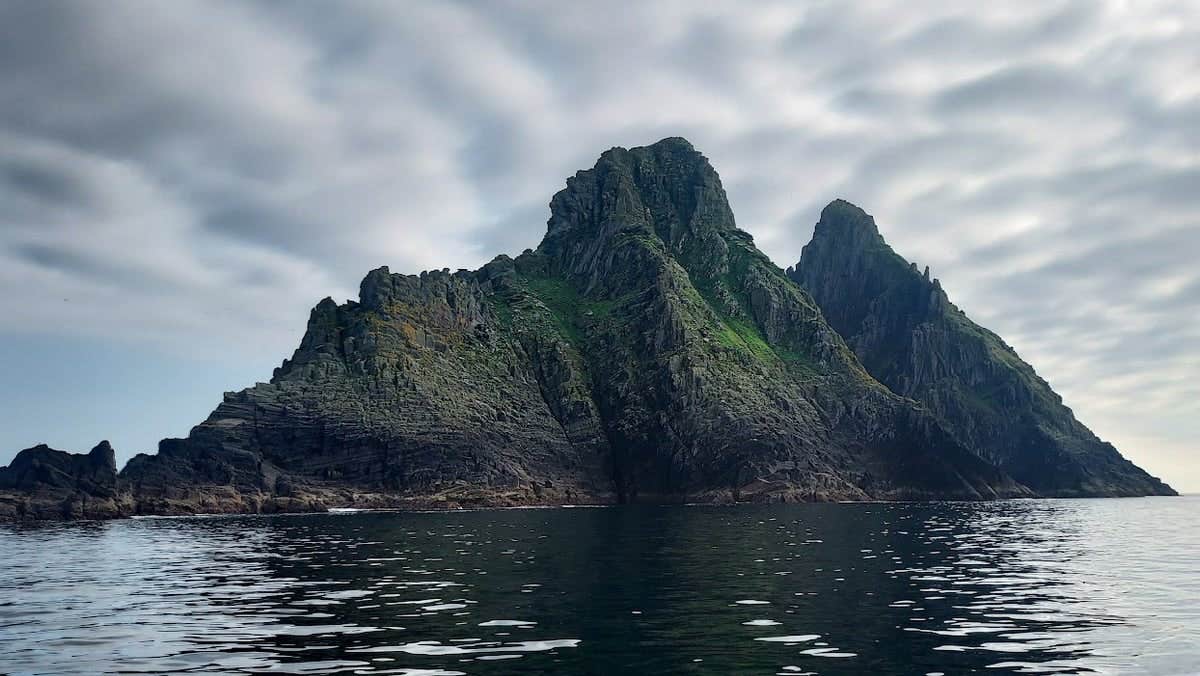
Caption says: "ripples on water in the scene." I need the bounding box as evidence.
[1,498,1197,675]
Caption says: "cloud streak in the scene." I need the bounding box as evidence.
[0,0,1196,488]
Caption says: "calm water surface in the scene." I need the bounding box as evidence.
[1,498,1197,675]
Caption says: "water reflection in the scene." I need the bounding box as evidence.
[1,498,1197,674]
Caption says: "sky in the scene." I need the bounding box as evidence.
[0,1,1196,491]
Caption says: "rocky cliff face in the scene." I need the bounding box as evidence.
[0,441,133,519]
[791,200,1175,497]
[120,265,617,515]
[4,137,1171,521]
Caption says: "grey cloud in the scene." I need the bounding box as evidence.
[14,244,100,278]
[1,159,97,211]
[201,201,316,255]
[892,1,1100,61]
[852,132,1030,188]
[1032,225,1200,281]
[468,201,551,261]
[932,64,1096,116]
[11,243,152,291]
[832,87,913,117]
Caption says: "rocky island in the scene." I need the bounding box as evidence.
[0,138,1174,521]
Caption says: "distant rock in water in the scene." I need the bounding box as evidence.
[0,441,134,519]
[790,200,1174,497]
[0,138,1172,520]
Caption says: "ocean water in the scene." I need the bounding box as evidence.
[1,498,1197,675]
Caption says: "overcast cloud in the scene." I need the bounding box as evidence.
[1,0,1196,489]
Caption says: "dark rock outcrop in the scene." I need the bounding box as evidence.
[119,267,617,515]
[791,199,1175,497]
[0,441,134,519]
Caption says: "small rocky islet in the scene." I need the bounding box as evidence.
[0,138,1174,521]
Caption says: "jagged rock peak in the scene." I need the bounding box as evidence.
[0,441,121,490]
[812,199,885,248]
[603,135,698,157]
[543,137,733,242]
[359,266,393,309]
[591,136,704,173]
[88,440,117,472]
[537,137,739,291]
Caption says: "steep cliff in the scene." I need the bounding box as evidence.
[791,200,1175,497]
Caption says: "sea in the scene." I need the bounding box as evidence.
[1,497,1197,675]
